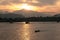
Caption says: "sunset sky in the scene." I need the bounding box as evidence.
[0,0,60,13]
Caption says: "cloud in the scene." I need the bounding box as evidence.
[38,0,57,5]
[0,0,21,5]
[0,0,60,13]
[0,0,58,5]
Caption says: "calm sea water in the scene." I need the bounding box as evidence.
[0,22,60,40]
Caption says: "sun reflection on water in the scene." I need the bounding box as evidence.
[22,24,30,40]
[18,23,30,40]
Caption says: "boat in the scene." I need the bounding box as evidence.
[25,21,29,24]
[35,30,40,32]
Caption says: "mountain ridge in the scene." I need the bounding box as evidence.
[13,9,52,17]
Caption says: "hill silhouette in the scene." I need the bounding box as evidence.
[13,9,51,17]
[0,13,24,18]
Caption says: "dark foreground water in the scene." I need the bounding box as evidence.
[0,22,60,40]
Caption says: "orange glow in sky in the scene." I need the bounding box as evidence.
[0,0,60,13]
[17,3,34,10]
[0,3,40,12]
[0,1,60,13]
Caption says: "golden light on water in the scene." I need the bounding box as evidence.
[17,23,30,40]
[18,24,30,40]
[22,24,30,40]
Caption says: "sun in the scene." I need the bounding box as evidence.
[20,3,33,10]
[9,3,40,12]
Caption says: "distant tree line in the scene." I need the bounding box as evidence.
[26,16,60,22]
[0,16,60,22]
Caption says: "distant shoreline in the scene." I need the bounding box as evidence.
[0,16,60,23]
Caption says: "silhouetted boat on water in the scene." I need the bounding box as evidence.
[25,21,29,24]
[9,21,13,23]
[35,30,40,32]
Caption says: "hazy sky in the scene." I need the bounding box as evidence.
[0,0,60,13]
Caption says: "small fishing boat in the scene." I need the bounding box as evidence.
[25,21,29,24]
[35,30,40,32]
[9,20,13,23]
[9,21,13,23]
